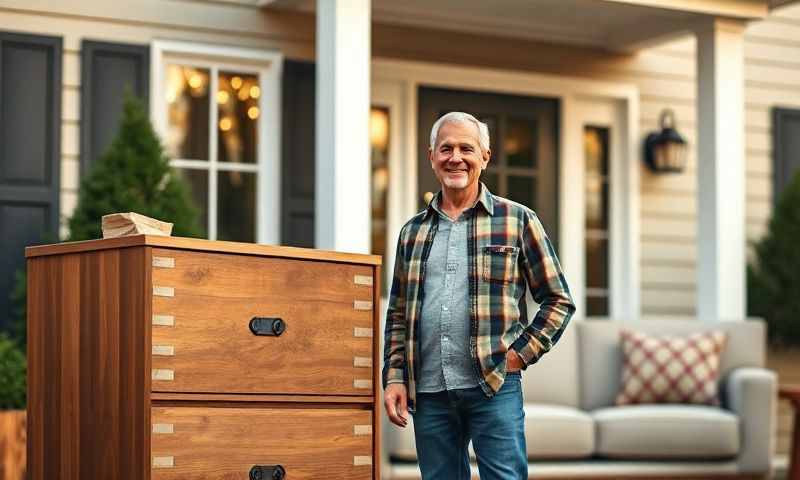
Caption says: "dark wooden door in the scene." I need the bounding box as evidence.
[0,31,62,331]
[418,86,560,249]
[281,60,315,248]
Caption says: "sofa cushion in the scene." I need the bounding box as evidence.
[578,319,766,411]
[521,312,580,407]
[593,404,740,459]
[523,404,595,459]
[384,403,594,461]
[615,329,727,406]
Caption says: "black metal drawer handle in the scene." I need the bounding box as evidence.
[249,317,286,336]
[250,465,285,480]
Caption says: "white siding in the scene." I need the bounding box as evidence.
[0,0,795,312]
[0,1,315,238]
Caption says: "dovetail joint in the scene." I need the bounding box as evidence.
[152,369,174,381]
[152,257,175,268]
[152,456,174,468]
[152,315,175,326]
[153,286,174,297]
[354,327,373,338]
[353,300,373,311]
[152,345,175,357]
[354,275,373,286]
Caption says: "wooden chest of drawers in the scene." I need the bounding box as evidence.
[26,235,382,479]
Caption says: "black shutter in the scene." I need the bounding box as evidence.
[0,31,62,330]
[80,40,149,177]
[773,107,800,204]
[281,60,316,247]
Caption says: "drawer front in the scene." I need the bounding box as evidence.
[150,248,375,396]
[151,406,373,479]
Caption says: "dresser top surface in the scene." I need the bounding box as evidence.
[25,234,382,266]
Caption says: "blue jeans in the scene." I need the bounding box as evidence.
[411,371,527,480]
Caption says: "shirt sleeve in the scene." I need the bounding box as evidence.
[382,226,409,388]
[510,210,577,369]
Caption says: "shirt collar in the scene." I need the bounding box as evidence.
[423,181,495,221]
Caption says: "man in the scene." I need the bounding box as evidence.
[382,111,576,479]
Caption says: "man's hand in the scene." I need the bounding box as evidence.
[507,348,524,372]
[384,383,409,428]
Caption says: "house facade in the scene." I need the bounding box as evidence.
[1,0,799,457]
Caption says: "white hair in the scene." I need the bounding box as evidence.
[429,112,490,154]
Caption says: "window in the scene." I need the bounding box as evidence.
[371,106,390,296]
[481,115,539,210]
[584,126,610,316]
[152,41,281,244]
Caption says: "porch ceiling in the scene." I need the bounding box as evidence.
[261,0,773,52]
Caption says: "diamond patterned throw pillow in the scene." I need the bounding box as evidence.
[615,329,728,406]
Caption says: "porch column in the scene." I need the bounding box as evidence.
[695,18,746,322]
[315,0,371,253]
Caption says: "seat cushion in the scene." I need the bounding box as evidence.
[593,405,739,459]
[521,316,580,407]
[523,404,594,459]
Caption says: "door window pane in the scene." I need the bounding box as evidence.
[482,172,499,194]
[174,168,209,235]
[370,107,390,296]
[218,71,259,164]
[585,127,609,176]
[586,236,609,288]
[587,296,609,318]
[166,65,210,160]
[584,126,611,316]
[586,177,609,230]
[217,170,256,242]
[505,117,537,168]
[507,175,537,210]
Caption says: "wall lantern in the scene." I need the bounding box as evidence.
[644,109,687,174]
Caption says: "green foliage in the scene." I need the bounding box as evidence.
[6,225,56,351]
[7,270,26,349]
[0,335,26,410]
[66,92,204,242]
[6,93,205,360]
[747,169,800,347]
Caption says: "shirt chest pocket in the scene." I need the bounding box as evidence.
[482,245,520,284]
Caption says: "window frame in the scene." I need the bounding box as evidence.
[150,40,283,244]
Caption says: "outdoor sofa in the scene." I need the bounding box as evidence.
[382,318,776,479]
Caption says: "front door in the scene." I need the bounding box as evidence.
[417,86,560,250]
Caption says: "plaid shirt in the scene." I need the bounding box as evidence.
[382,182,576,411]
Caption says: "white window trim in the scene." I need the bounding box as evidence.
[150,39,283,245]
[372,59,641,322]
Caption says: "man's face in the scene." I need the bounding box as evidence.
[429,121,490,192]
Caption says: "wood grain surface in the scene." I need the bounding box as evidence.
[150,248,375,396]
[0,410,25,480]
[27,247,151,480]
[150,406,373,479]
[27,238,381,479]
[25,234,382,266]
